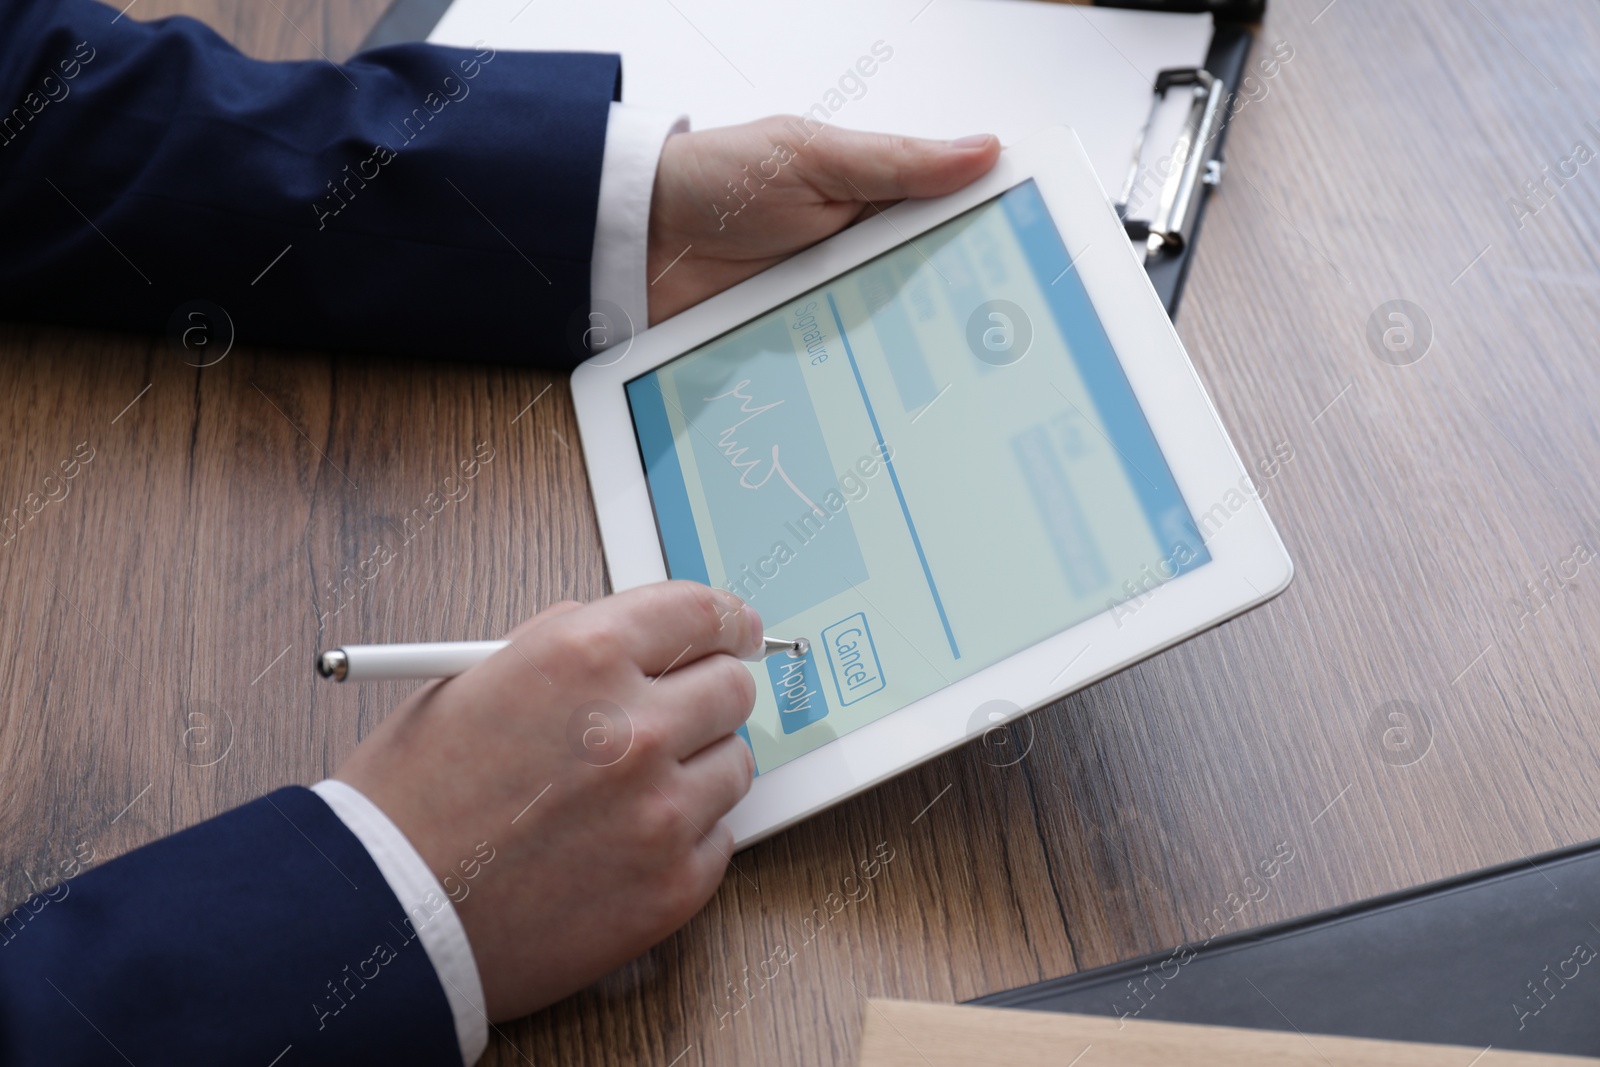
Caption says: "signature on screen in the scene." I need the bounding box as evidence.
[702,379,823,517]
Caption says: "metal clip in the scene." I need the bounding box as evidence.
[1116,67,1228,262]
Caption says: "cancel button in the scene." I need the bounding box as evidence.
[821,613,885,706]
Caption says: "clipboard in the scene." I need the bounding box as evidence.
[1109,14,1257,313]
[971,835,1600,1056]
[358,0,1260,318]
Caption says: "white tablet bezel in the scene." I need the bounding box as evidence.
[571,126,1292,847]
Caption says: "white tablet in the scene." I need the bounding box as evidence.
[571,127,1291,847]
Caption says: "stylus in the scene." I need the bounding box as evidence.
[314,636,810,683]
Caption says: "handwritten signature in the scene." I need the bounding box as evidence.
[702,380,824,517]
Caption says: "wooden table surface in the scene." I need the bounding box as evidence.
[4,1,1599,1064]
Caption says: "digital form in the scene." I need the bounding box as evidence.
[627,180,1209,774]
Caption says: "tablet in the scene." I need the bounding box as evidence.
[572,127,1292,847]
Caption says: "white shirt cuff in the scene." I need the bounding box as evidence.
[311,779,488,1066]
[589,101,688,350]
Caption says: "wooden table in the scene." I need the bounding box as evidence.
[4,1,1598,1063]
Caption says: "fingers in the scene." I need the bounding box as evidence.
[672,732,756,830]
[794,126,1001,205]
[690,820,738,881]
[583,581,763,676]
[647,652,757,758]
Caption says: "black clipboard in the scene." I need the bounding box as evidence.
[972,836,1600,1056]
[1122,19,1255,315]
[358,1,1256,319]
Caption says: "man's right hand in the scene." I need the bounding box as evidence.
[333,581,763,1020]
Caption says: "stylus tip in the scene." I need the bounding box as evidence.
[758,636,809,659]
[316,649,348,681]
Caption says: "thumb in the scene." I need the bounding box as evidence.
[794,126,1001,204]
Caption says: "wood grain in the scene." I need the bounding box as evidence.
[857,1000,1600,1066]
[3,2,1599,1065]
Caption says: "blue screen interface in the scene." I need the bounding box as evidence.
[627,180,1207,773]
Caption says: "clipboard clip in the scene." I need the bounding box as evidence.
[1116,67,1228,262]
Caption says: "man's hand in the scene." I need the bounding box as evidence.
[334,582,763,1020]
[647,117,1001,324]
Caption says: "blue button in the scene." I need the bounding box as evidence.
[767,646,828,735]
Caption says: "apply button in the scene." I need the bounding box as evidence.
[767,645,828,735]
[822,613,884,706]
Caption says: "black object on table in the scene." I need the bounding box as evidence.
[973,837,1600,1055]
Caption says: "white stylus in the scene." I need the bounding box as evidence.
[315,636,810,682]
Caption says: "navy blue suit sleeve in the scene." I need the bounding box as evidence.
[0,0,620,366]
[0,787,464,1065]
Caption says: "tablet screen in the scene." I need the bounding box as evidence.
[626,179,1208,774]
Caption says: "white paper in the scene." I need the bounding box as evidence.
[429,0,1212,196]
